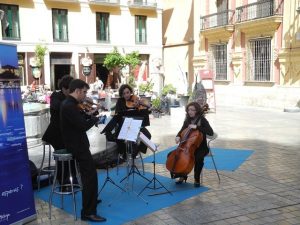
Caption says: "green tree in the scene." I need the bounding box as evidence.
[103,47,125,71]
[103,47,141,88]
[34,44,48,67]
[103,47,140,72]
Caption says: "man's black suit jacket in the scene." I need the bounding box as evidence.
[60,96,98,160]
[42,91,65,149]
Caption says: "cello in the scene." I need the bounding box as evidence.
[166,127,203,178]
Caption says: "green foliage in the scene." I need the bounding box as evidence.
[151,97,161,110]
[139,80,154,93]
[103,47,125,71]
[162,84,177,96]
[35,44,48,67]
[128,74,136,88]
[103,47,141,72]
[124,51,140,69]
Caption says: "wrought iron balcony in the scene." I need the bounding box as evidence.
[127,0,157,9]
[88,0,120,6]
[200,10,235,30]
[236,0,283,23]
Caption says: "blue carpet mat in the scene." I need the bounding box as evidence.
[144,146,254,171]
[35,167,208,225]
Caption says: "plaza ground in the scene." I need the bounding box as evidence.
[28,105,300,225]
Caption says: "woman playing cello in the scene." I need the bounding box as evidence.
[173,102,213,187]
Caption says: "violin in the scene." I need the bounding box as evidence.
[78,99,102,116]
[126,95,150,110]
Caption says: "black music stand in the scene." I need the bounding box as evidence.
[114,117,149,204]
[137,134,172,196]
[118,118,149,184]
[98,158,126,194]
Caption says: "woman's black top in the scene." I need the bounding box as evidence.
[115,97,150,127]
[177,115,213,155]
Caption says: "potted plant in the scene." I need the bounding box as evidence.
[103,47,125,73]
[161,84,179,107]
[103,47,140,88]
[139,80,154,96]
[29,44,48,80]
[124,51,140,89]
[151,97,162,118]
[179,87,192,107]
[34,44,48,68]
[162,84,177,96]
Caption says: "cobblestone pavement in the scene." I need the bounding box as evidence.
[28,105,300,225]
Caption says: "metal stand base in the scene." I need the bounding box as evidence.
[139,150,172,196]
[108,142,149,206]
[120,142,150,184]
[98,161,126,194]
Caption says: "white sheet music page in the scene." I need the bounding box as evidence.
[139,132,157,152]
[117,117,143,142]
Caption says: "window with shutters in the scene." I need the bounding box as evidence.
[135,15,147,44]
[96,12,110,42]
[52,8,68,42]
[0,4,20,40]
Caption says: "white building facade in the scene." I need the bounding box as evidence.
[0,0,162,90]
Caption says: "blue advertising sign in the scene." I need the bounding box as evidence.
[0,43,36,224]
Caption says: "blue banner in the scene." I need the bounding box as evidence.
[0,43,36,224]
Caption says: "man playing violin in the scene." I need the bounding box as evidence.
[114,84,152,159]
[60,79,106,222]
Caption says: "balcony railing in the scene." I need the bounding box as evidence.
[200,10,235,30]
[236,0,283,23]
[127,0,157,8]
[88,0,120,5]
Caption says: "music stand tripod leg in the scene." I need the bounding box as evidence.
[120,141,150,183]
[98,160,126,195]
[139,150,172,196]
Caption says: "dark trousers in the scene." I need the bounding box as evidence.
[76,152,98,216]
[194,148,208,182]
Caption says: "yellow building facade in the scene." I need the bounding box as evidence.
[162,0,201,95]
[162,0,300,109]
[196,0,300,109]
[0,0,162,90]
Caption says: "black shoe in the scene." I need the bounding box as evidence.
[97,199,102,204]
[194,179,200,188]
[175,176,187,184]
[81,214,106,222]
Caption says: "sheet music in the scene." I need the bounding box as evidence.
[117,117,143,142]
[139,132,157,152]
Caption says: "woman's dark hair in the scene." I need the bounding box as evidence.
[185,102,203,118]
[69,79,90,93]
[118,84,133,97]
[58,75,74,90]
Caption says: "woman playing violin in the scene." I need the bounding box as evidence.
[115,84,151,112]
[175,102,213,187]
[114,84,152,159]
